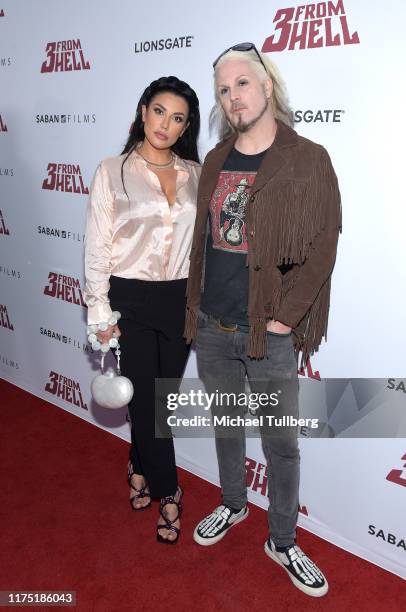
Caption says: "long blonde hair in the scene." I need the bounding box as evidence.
[209,49,293,140]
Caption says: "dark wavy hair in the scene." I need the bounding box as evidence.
[120,76,200,197]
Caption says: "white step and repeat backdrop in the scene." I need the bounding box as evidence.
[1,0,405,579]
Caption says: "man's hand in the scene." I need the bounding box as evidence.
[266,319,292,334]
[96,323,121,345]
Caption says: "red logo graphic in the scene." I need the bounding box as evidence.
[0,114,7,132]
[0,209,10,235]
[0,305,14,330]
[41,39,90,73]
[42,163,89,194]
[246,456,308,513]
[386,453,406,488]
[0,9,4,17]
[43,272,86,307]
[298,357,321,381]
[262,0,360,52]
[45,371,87,410]
[246,457,268,495]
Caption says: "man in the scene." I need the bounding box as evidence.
[184,43,341,597]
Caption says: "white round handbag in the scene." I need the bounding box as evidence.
[91,365,133,409]
[87,312,134,409]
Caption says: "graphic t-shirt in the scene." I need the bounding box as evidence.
[200,146,268,326]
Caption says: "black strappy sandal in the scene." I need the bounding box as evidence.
[127,462,151,511]
[156,486,183,544]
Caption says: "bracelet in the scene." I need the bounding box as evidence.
[86,311,122,373]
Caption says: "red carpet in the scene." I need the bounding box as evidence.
[1,378,405,611]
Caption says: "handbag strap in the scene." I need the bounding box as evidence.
[100,348,121,376]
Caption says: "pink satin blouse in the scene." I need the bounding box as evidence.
[84,150,201,324]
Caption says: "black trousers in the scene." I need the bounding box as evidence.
[108,275,190,498]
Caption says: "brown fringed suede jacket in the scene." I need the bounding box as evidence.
[184,120,342,367]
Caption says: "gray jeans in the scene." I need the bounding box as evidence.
[195,310,300,547]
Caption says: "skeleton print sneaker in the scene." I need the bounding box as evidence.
[264,538,328,597]
[193,504,249,546]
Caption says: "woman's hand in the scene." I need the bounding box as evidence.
[96,323,121,345]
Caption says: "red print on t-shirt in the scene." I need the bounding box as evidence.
[210,171,256,253]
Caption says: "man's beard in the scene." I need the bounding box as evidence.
[231,96,269,133]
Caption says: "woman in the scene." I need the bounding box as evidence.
[84,76,201,543]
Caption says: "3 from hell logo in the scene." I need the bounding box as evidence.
[0,210,10,235]
[0,114,7,132]
[43,272,86,307]
[245,456,308,514]
[42,163,89,194]
[298,357,320,381]
[41,39,90,73]
[262,0,360,52]
[386,453,406,488]
[45,371,87,410]
[0,304,14,330]
[246,457,268,495]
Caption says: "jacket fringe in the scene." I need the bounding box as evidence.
[247,317,267,358]
[250,149,341,362]
[256,149,341,267]
[295,278,331,368]
[246,277,331,365]
[184,306,198,344]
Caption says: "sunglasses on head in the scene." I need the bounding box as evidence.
[212,42,268,74]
